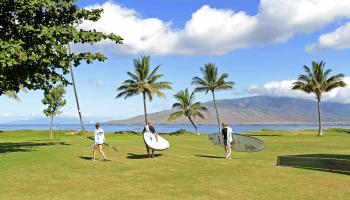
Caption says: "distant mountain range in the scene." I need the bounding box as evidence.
[3,116,109,125]
[106,96,350,125]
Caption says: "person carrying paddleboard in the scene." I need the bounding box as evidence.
[143,120,158,158]
[222,122,233,160]
[92,122,109,161]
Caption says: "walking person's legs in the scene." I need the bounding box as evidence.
[147,147,151,158]
[92,144,97,161]
[225,146,230,159]
[227,145,232,160]
[98,144,108,160]
[151,149,155,158]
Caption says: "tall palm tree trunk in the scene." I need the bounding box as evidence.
[188,116,199,135]
[143,92,148,125]
[317,99,323,136]
[50,115,54,139]
[68,45,85,132]
[211,91,221,133]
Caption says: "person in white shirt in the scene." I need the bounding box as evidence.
[221,122,233,160]
[92,122,108,161]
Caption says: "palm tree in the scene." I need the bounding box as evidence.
[116,56,172,124]
[167,89,208,135]
[192,63,235,133]
[292,61,347,136]
[68,44,85,132]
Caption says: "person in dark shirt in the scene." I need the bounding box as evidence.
[222,122,233,159]
[143,120,158,158]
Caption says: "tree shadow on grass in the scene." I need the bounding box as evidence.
[194,155,225,159]
[246,134,281,137]
[126,153,162,159]
[277,154,350,175]
[0,141,70,154]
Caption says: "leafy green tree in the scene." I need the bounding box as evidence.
[192,63,235,133]
[5,91,21,101]
[4,86,27,101]
[42,84,67,139]
[167,89,207,135]
[292,61,347,136]
[0,0,123,95]
[116,56,172,124]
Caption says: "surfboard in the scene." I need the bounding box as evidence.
[208,133,264,152]
[143,132,170,151]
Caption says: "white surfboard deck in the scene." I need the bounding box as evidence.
[208,133,264,152]
[143,132,170,151]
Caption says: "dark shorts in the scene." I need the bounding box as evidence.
[224,139,234,146]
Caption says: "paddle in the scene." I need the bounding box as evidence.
[86,136,119,152]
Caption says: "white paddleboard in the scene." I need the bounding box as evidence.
[208,133,264,152]
[143,132,170,151]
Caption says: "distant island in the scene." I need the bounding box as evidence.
[106,96,350,125]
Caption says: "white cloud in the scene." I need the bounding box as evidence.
[76,0,350,56]
[77,1,178,55]
[1,113,12,117]
[246,77,350,103]
[306,22,350,52]
[31,112,44,117]
[88,80,104,87]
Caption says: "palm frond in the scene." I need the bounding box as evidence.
[324,81,347,92]
[193,87,210,94]
[145,90,154,101]
[324,68,332,78]
[167,111,184,121]
[192,76,208,86]
[152,81,173,90]
[196,112,206,119]
[325,73,345,85]
[172,103,183,109]
[292,81,313,93]
[116,90,140,99]
[191,102,208,112]
[148,65,161,80]
[120,79,138,86]
[148,74,164,83]
[217,81,235,90]
[126,71,139,82]
[217,73,229,83]
[297,75,310,83]
[117,84,139,92]
[303,65,312,76]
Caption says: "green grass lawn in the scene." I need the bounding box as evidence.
[0,129,350,200]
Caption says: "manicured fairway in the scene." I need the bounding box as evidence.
[0,129,350,200]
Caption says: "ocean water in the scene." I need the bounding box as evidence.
[0,124,349,134]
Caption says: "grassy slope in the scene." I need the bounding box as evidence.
[0,129,350,200]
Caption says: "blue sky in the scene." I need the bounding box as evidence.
[1,0,350,123]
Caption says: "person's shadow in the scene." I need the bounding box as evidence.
[79,156,93,160]
[79,156,112,161]
[126,153,162,159]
